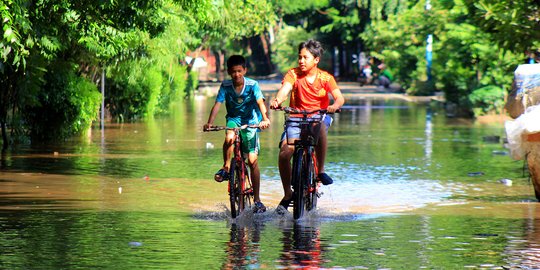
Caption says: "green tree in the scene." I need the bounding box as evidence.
[1,0,171,146]
[467,0,540,53]
[362,0,527,116]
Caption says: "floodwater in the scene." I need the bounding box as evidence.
[0,95,537,269]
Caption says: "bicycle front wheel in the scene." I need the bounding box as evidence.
[292,149,306,220]
[229,159,252,218]
[228,160,239,218]
[307,150,317,211]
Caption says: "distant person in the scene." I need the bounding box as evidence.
[526,50,539,64]
[361,60,373,86]
[377,63,393,89]
[270,39,345,214]
[203,55,271,213]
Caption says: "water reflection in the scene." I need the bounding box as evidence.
[425,106,433,161]
[277,223,324,269]
[223,223,263,269]
[225,219,326,269]
[506,204,540,268]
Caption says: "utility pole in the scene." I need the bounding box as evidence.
[425,0,433,81]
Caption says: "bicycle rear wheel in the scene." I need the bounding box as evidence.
[292,149,306,220]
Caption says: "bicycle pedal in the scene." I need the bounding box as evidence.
[317,192,323,198]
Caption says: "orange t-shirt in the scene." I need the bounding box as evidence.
[282,67,339,111]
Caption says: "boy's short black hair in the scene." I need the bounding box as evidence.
[227,55,246,69]
[298,39,324,58]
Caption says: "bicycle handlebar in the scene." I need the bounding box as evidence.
[271,106,341,115]
[203,124,260,132]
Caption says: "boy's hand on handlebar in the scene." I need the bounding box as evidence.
[326,105,340,113]
[259,120,270,130]
[270,97,281,110]
[203,123,212,131]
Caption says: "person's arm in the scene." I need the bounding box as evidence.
[327,88,345,113]
[203,102,222,131]
[257,98,270,129]
[270,82,293,109]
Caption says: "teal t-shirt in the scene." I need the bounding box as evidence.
[216,77,263,126]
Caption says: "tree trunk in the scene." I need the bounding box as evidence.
[247,34,273,76]
[1,121,7,151]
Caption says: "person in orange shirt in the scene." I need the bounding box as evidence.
[270,39,345,213]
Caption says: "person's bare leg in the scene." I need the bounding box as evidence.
[248,153,261,202]
[279,142,294,200]
[316,125,328,174]
[222,130,235,170]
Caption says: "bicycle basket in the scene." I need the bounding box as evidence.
[285,116,323,146]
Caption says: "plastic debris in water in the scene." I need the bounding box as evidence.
[206,142,214,149]
[492,150,508,155]
[118,186,122,194]
[143,175,149,181]
[128,241,142,247]
[499,179,512,186]
[467,172,485,177]
[482,135,500,143]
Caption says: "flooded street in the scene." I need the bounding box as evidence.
[0,95,537,269]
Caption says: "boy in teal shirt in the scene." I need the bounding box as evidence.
[203,55,270,213]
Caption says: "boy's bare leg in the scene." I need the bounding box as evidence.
[222,130,235,170]
[278,143,294,200]
[316,125,328,174]
[248,153,261,202]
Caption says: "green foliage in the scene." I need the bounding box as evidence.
[107,60,154,121]
[470,0,540,52]
[184,71,199,99]
[22,62,101,141]
[273,25,313,73]
[362,1,430,91]
[468,85,505,117]
[361,0,524,115]
[106,58,188,121]
[273,0,329,14]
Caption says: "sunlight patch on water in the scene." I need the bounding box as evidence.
[261,161,456,215]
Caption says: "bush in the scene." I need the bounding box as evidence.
[468,85,505,117]
[407,80,436,96]
[23,62,101,141]
[107,59,188,120]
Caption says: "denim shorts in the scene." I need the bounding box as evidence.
[280,115,333,143]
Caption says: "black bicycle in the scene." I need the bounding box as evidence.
[278,107,337,219]
[204,125,258,218]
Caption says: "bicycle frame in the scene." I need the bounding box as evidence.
[279,107,329,220]
[204,125,257,218]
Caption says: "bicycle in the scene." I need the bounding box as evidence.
[276,107,338,220]
[204,125,259,218]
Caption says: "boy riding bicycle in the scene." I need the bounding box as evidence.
[270,39,345,213]
[203,55,270,213]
